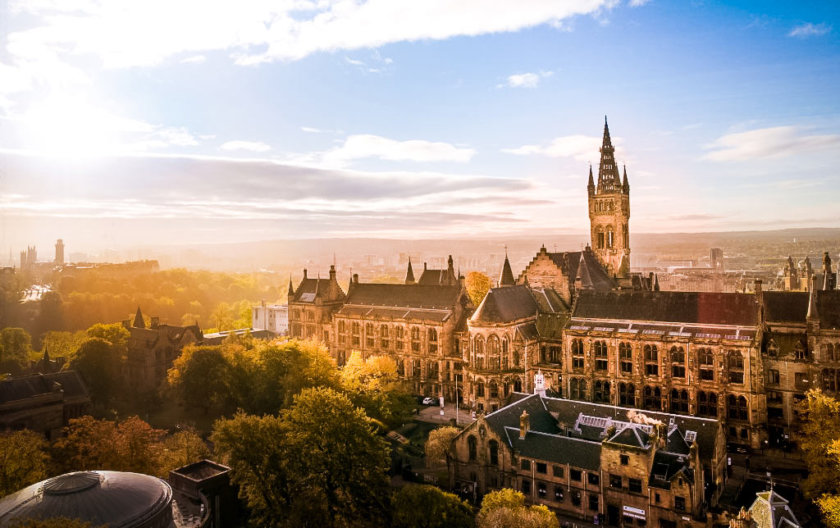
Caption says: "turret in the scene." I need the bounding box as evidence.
[622,165,629,194]
[133,307,145,329]
[288,275,295,299]
[587,165,595,196]
[519,410,530,439]
[499,251,515,287]
[405,258,416,285]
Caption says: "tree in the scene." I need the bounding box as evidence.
[85,323,129,355]
[391,485,473,528]
[342,352,414,429]
[40,330,86,362]
[476,489,558,528]
[158,427,209,477]
[33,291,64,348]
[114,416,165,475]
[424,426,460,468]
[69,338,122,406]
[798,390,840,526]
[167,345,234,415]
[0,430,48,497]
[0,328,32,374]
[252,340,339,413]
[466,272,492,307]
[213,387,391,527]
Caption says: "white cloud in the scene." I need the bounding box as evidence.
[788,22,831,38]
[5,0,618,68]
[502,135,602,161]
[180,55,206,64]
[322,134,475,165]
[703,126,840,162]
[628,0,650,6]
[301,126,324,133]
[501,70,553,88]
[220,140,272,152]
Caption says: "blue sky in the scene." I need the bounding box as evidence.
[1,0,839,252]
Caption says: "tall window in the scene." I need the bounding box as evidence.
[727,394,748,421]
[572,339,585,369]
[352,322,360,346]
[698,391,718,417]
[380,324,389,349]
[643,386,661,411]
[644,344,659,376]
[824,343,838,362]
[487,335,501,370]
[822,368,839,392]
[728,351,744,384]
[619,383,635,406]
[428,328,438,354]
[489,380,499,398]
[594,380,610,403]
[338,320,346,345]
[411,327,421,352]
[489,440,499,466]
[670,346,686,378]
[619,342,633,374]
[474,336,485,370]
[477,381,485,397]
[365,323,375,347]
[468,435,477,461]
[395,326,404,350]
[570,378,586,400]
[698,348,715,381]
[594,341,608,371]
[670,388,689,413]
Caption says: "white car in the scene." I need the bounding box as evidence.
[422,397,436,406]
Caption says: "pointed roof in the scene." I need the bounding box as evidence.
[575,252,594,289]
[807,276,819,320]
[499,252,515,286]
[597,116,622,194]
[622,165,629,192]
[133,307,145,329]
[587,164,595,190]
[405,258,416,285]
[42,346,50,363]
[288,275,295,296]
[748,489,801,528]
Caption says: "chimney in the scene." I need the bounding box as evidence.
[303,268,308,279]
[519,410,530,439]
[329,264,337,281]
[353,273,359,284]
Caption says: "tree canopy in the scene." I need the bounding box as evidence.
[391,485,473,528]
[465,272,492,307]
[0,327,32,374]
[424,426,459,468]
[799,389,840,526]
[0,430,49,498]
[69,338,123,406]
[476,489,558,528]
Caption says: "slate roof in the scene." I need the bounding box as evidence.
[344,283,462,309]
[648,451,694,490]
[608,425,651,448]
[546,249,615,291]
[508,428,601,471]
[763,291,840,328]
[292,277,345,304]
[573,290,759,327]
[499,256,516,287]
[417,269,457,286]
[472,285,539,324]
[0,371,89,404]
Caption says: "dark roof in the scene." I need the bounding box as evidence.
[0,471,172,527]
[499,256,516,286]
[344,283,461,310]
[763,291,840,328]
[509,429,601,471]
[418,268,457,286]
[573,290,759,326]
[484,393,558,439]
[472,285,539,324]
[648,451,693,490]
[292,277,345,304]
[547,249,615,291]
[608,426,650,448]
[0,371,88,404]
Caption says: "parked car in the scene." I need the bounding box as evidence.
[422,397,436,406]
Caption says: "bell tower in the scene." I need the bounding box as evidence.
[588,116,630,278]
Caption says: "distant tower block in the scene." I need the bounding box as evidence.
[710,248,724,272]
[588,116,630,278]
[55,239,65,266]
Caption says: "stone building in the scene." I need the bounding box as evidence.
[0,371,91,439]
[449,392,726,527]
[287,265,346,343]
[330,266,471,399]
[124,307,202,395]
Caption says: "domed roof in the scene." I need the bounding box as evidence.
[0,471,174,528]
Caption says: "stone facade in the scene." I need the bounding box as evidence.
[0,371,91,439]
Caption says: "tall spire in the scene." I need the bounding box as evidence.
[405,258,416,285]
[587,164,595,196]
[288,275,295,296]
[622,165,629,193]
[597,115,622,193]
[499,250,515,286]
[133,306,145,328]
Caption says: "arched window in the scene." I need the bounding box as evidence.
[468,435,477,461]
[728,351,744,384]
[594,380,610,403]
[670,346,685,378]
[698,348,714,381]
[597,229,605,249]
[513,378,522,392]
[670,389,689,413]
[489,440,499,466]
[643,386,661,411]
[622,224,628,248]
[594,341,608,371]
[607,227,614,249]
[477,381,485,397]
[570,378,586,400]
[411,327,421,352]
[474,336,485,369]
[698,391,718,417]
[824,343,837,362]
[428,328,438,354]
[644,344,659,376]
[727,394,748,420]
[572,339,585,369]
[489,380,499,398]
[380,324,389,348]
[619,342,633,374]
[487,335,501,370]
[395,326,405,350]
[619,383,635,406]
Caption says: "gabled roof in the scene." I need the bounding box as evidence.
[344,283,461,310]
[508,428,601,471]
[573,290,759,327]
[499,255,516,286]
[545,249,615,291]
[648,451,694,490]
[471,285,538,324]
[0,371,89,404]
[748,489,801,528]
[292,277,345,304]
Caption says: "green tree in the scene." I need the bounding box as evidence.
[40,330,86,363]
[0,328,32,374]
[167,345,233,415]
[342,352,414,429]
[424,426,460,468]
[0,430,49,497]
[391,484,473,528]
[69,338,122,406]
[465,272,492,307]
[158,427,209,477]
[252,340,339,413]
[33,291,64,347]
[85,323,129,355]
[213,387,390,527]
[476,489,558,528]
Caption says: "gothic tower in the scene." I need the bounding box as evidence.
[588,116,630,278]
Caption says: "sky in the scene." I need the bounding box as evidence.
[1,0,839,255]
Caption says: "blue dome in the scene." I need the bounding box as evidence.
[0,471,174,528]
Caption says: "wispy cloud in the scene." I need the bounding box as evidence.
[180,55,206,64]
[628,0,650,7]
[500,70,553,88]
[703,126,840,161]
[502,135,603,161]
[5,1,618,68]
[220,140,272,153]
[314,134,475,166]
[788,22,831,38]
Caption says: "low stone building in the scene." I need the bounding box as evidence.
[449,392,726,527]
[0,371,90,439]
